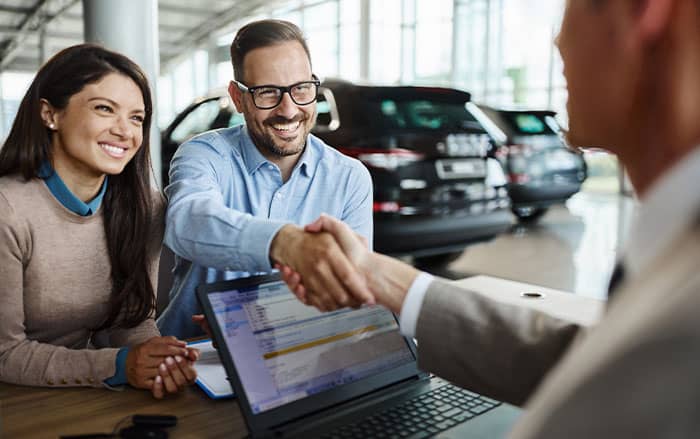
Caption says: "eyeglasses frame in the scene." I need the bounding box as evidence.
[233,74,321,110]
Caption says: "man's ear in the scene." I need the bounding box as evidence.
[634,0,675,42]
[229,81,244,113]
[39,98,59,129]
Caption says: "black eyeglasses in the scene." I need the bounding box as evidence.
[234,75,321,110]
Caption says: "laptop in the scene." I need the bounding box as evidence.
[197,273,521,438]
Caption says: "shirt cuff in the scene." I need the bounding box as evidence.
[104,347,129,386]
[241,217,290,270]
[399,272,434,338]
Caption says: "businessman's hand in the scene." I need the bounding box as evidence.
[276,215,372,310]
[270,223,373,311]
[280,215,420,314]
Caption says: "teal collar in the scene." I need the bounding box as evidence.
[39,161,107,216]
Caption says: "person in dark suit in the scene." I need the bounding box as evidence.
[279,0,700,436]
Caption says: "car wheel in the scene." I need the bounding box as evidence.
[512,206,548,223]
[413,251,463,268]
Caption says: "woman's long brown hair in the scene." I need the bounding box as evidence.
[0,43,157,330]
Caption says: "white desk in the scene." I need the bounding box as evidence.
[453,275,604,326]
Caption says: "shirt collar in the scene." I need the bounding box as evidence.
[39,161,108,216]
[240,125,315,178]
[622,147,700,278]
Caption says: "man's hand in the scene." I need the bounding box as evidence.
[279,215,420,314]
[192,314,218,349]
[125,336,198,399]
[270,223,373,311]
[192,314,212,339]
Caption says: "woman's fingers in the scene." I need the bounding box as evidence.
[151,375,164,399]
[159,363,179,393]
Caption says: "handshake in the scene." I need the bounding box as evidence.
[269,214,421,315]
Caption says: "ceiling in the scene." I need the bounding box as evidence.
[0,0,292,74]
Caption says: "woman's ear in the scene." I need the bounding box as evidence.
[39,98,58,130]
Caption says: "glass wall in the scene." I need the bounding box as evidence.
[0,0,573,145]
[0,72,34,142]
[155,0,570,131]
[0,0,617,193]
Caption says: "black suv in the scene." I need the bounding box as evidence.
[160,80,512,260]
[471,106,587,222]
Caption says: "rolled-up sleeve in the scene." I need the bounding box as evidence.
[340,161,374,248]
[164,139,288,272]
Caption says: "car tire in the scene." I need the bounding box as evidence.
[512,206,548,223]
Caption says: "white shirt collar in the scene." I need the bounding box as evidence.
[623,147,700,278]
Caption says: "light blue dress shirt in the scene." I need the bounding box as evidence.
[157,125,373,338]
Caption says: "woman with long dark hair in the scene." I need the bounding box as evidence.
[0,44,197,398]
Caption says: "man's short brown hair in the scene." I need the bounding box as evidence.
[230,19,312,82]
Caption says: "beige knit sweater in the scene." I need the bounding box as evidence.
[0,175,164,388]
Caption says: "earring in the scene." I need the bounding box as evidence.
[48,123,55,129]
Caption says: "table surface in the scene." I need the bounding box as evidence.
[0,381,247,438]
[454,275,604,326]
[0,275,603,438]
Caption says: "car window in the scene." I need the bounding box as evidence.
[372,98,480,131]
[314,87,340,132]
[228,112,245,128]
[171,98,226,143]
[501,112,557,136]
[317,97,332,126]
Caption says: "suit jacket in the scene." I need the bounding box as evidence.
[416,217,700,438]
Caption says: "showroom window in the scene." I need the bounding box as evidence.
[414,0,453,84]
[0,72,33,142]
[148,0,621,195]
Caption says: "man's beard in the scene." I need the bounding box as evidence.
[248,113,315,158]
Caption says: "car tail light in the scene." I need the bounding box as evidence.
[493,146,509,161]
[509,173,531,184]
[373,201,400,212]
[507,144,533,157]
[338,147,425,171]
[506,144,532,184]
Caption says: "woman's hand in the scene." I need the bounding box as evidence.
[153,347,199,398]
[125,336,198,398]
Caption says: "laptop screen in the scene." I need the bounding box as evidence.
[207,279,415,414]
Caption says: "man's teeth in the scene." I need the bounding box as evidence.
[272,121,301,131]
[99,143,125,154]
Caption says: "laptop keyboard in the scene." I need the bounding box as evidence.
[319,383,501,438]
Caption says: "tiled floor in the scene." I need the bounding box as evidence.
[421,191,637,300]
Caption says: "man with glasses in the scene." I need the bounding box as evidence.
[157,20,373,338]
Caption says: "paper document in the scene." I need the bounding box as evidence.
[188,339,234,399]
